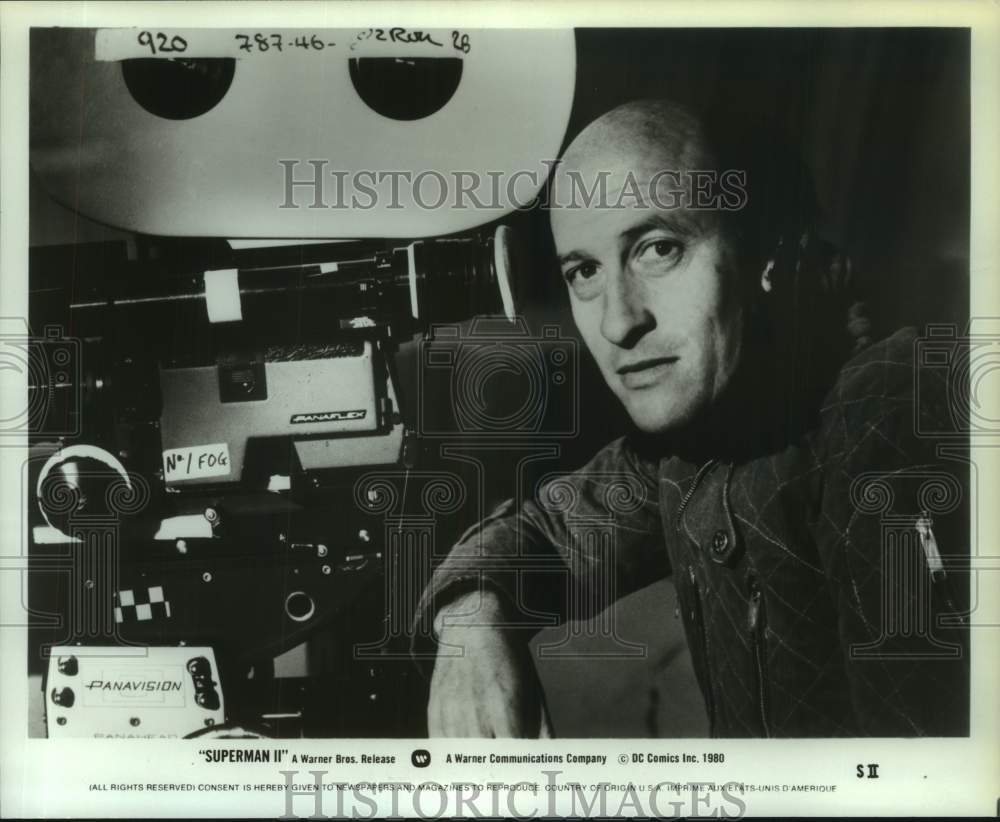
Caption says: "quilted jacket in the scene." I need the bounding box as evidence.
[413,327,970,737]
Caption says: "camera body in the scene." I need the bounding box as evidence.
[25,231,516,738]
[419,317,579,439]
[158,336,403,489]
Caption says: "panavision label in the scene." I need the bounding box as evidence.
[85,679,183,692]
[290,409,367,424]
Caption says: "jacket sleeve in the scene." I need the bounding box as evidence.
[815,328,970,736]
[409,436,668,664]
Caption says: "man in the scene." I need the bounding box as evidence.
[414,100,969,738]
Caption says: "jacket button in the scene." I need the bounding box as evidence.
[711,530,729,554]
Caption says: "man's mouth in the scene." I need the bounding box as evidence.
[617,356,678,388]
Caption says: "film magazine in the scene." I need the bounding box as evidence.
[1,1,998,818]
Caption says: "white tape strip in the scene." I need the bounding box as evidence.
[32,526,82,545]
[407,242,419,320]
[204,269,242,323]
[153,515,214,540]
[227,239,343,250]
[95,29,245,61]
[267,474,292,493]
[493,225,517,322]
[916,515,945,574]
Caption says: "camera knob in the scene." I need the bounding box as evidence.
[57,656,78,676]
[51,687,75,708]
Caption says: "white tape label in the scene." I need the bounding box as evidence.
[204,269,242,324]
[94,28,472,62]
[162,443,231,482]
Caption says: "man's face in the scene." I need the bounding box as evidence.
[551,154,745,435]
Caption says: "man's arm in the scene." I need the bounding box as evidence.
[413,436,667,737]
[427,590,554,738]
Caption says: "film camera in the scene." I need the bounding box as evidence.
[27,231,525,738]
[25,27,576,738]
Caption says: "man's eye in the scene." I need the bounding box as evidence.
[563,262,599,283]
[635,239,683,266]
[562,261,604,300]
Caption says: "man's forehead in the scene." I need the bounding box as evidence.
[559,100,710,170]
[548,101,723,251]
[556,133,705,187]
[549,150,719,249]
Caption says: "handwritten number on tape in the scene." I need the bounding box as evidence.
[137,31,188,56]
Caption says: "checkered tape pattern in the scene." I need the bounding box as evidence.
[114,586,172,624]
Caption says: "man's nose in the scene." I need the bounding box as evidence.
[600,269,654,347]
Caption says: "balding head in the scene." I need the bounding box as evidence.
[551,100,728,238]
[560,99,712,179]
